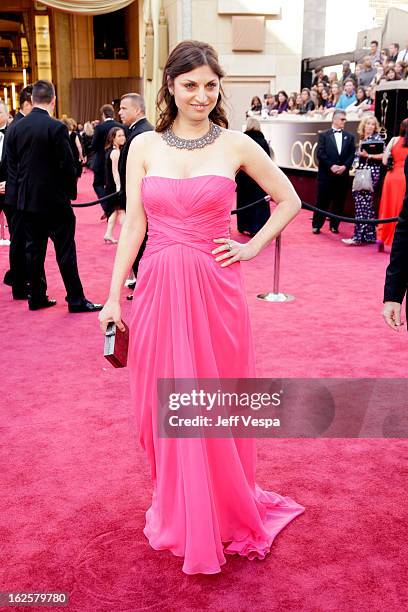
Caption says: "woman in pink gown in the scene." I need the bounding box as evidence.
[99,40,305,575]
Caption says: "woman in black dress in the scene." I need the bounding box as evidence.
[103,126,126,244]
[62,118,84,180]
[235,117,271,236]
[81,122,94,169]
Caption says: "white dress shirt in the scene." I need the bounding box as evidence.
[333,129,343,155]
[0,124,7,160]
[397,48,408,62]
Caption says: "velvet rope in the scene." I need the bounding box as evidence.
[71,191,401,224]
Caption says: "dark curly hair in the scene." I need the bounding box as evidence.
[156,40,228,132]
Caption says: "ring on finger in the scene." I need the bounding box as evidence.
[226,240,232,251]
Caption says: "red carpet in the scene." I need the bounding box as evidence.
[1,171,407,611]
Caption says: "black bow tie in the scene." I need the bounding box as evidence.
[333,129,342,133]
[0,128,6,135]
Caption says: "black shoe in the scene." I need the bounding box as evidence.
[13,290,29,300]
[29,297,57,311]
[68,299,103,313]
[312,228,320,234]
[330,227,339,234]
[126,293,134,301]
[3,270,12,286]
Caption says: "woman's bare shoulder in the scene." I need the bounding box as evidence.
[128,130,159,154]
[221,127,246,144]
[220,128,248,159]
[134,130,159,143]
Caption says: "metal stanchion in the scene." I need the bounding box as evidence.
[0,211,10,246]
[257,234,294,302]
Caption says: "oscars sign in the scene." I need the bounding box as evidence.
[258,119,359,173]
[290,140,318,170]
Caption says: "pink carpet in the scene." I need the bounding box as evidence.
[1,170,407,611]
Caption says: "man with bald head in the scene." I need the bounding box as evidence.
[118,93,153,295]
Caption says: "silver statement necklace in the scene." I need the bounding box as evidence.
[161,120,222,150]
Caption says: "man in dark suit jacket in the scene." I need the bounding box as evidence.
[383,156,408,330]
[13,85,33,123]
[118,93,153,295]
[2,85,33,295]
[0,100,10,223]
[0,101,11,268]
[5,79,102,312]
[91,103,122,214]
[312,110,355,234]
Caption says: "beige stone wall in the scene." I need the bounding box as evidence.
[162,0,180,51]
[127,0,141,76]
[50,1,142,114]
[67,7,142,80]
[157,0,304,128]
[69,14,94,78]
[196,0,303,86]
[369,0,408,25]
[52,11,72,116]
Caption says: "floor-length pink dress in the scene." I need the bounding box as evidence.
[128,174,305,574]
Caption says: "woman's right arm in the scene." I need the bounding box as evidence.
[75,134,84,162]
[98,134,148,332]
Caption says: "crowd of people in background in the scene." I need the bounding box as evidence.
[247,40,408,119]
[238,112,408,252]
[241,41,408,250]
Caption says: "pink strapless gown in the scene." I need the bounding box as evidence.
[128,175,304,574]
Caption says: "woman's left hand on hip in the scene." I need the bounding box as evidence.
[212,238,259,267]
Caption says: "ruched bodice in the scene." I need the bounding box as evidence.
[141,175,236,256]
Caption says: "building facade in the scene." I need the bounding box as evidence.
[0,0,308,128]
[2,1,407,127]
[0,0,143,121]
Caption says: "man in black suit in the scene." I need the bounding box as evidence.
[0,101,11,251]
[91,104,122,215]
[382,156,408,331]
[388,43,399,64]
[5,79,102,312]
[0,101,10,220]
[118,93,153,297]
[2,85,33,295]
[312,110,355,234]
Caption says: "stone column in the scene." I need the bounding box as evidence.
[143,0,162,123]
[302,0,326,59]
